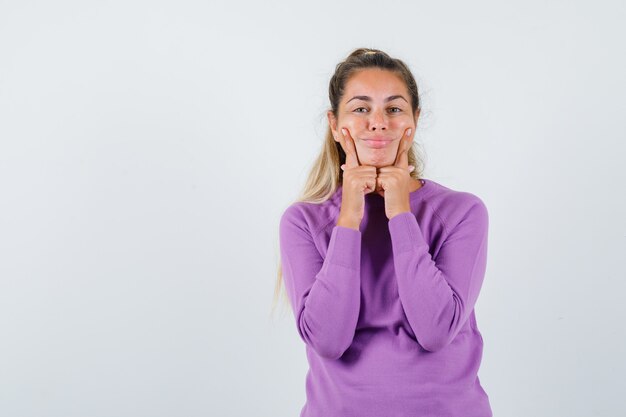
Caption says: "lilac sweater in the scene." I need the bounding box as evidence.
[279,178,493,417]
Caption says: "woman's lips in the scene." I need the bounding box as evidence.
[363,139,394,149]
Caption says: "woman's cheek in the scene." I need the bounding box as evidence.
[343,118,362,133]
[393,118,414,132]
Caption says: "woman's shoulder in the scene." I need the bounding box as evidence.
[425,178,486,206]
[420,179,489,231]
[279,188,342,237]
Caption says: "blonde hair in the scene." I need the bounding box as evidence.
[270,47,426,318]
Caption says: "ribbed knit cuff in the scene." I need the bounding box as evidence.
[325,226,362,269]
[388,211,428,254]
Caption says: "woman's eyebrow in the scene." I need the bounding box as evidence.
[346,95,408,103]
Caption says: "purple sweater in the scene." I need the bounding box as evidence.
[279,178,493,417]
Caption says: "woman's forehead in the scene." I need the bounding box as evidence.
[344,69,408,98]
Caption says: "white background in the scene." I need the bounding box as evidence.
[1,1,624,416]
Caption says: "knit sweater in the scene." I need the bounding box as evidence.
[278,178,493,417]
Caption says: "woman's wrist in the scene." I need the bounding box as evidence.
[337,215,360,231]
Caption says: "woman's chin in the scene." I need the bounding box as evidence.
[361,156,395,168]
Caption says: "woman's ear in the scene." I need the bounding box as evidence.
[414,108,421,124]
[327,110,339,142]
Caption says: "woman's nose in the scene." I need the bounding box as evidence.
[368,109,388,131]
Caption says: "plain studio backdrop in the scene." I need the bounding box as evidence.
[1,1,624,416]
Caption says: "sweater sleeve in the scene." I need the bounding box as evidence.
[388,199,489,352]
[279,205,362,360]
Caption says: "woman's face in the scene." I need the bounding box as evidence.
[328,68,420,168]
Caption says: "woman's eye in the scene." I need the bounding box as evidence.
[353,107,402,113]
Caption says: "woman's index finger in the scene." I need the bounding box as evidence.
[393,128,412,168]
[341,128,361,167]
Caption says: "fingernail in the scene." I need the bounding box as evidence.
[408,165,415,172]
[340,164,345,171]
[341,128,347,136]
[407,128,412,137]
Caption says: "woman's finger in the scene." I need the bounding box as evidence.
[393,128,412,168]
[341,128,361,168]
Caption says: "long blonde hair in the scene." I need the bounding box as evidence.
[270,47,426,318]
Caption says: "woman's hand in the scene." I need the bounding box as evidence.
[376,128,415,220]
[337,128,377,230]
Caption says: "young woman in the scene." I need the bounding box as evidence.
[274,48,493,417]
